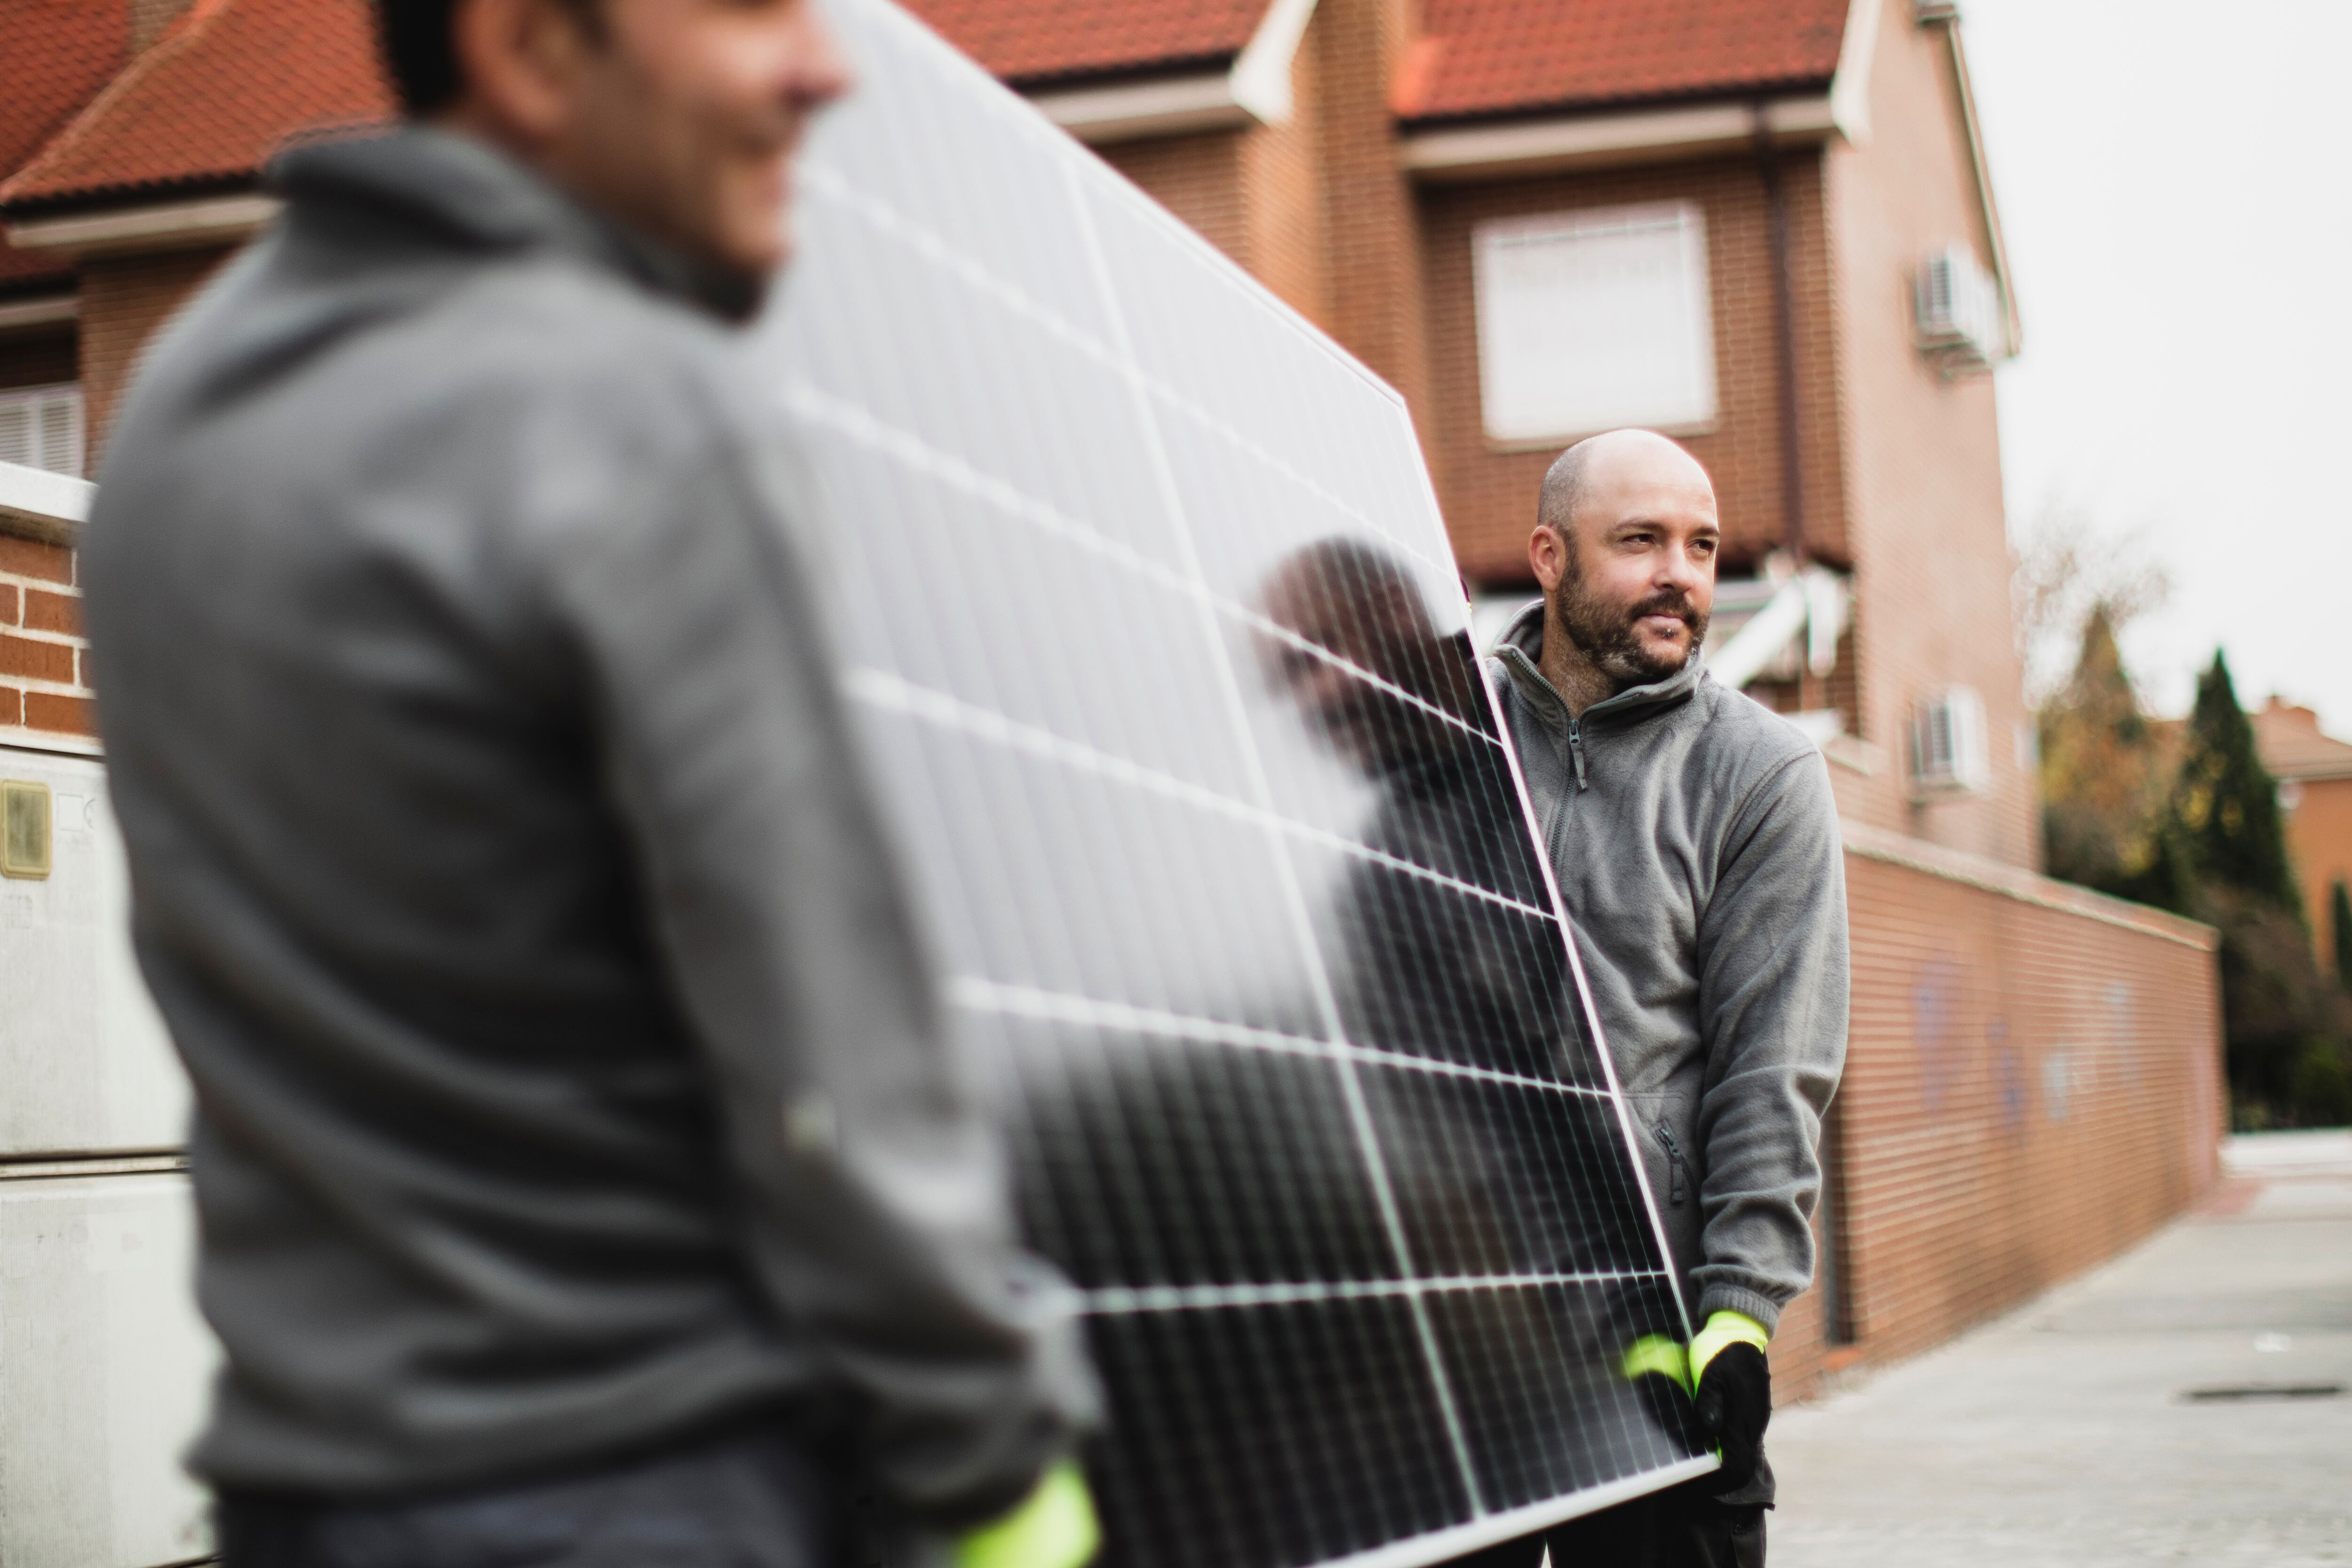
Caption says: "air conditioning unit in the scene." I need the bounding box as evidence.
[1910,687,1991,796]
[1914,244,2004,373]
[1914,0,1961,22]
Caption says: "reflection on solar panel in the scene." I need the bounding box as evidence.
[752,4,1715,1564]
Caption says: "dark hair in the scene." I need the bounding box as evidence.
[375,0,462,113]
[374,0,604,115]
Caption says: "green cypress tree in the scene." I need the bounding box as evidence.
[2169,651,2352,1126]
[2333,879,2352,993]
[2171,651,2300,916]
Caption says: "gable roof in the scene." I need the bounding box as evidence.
[1400,0,1853,122]
[2255,699,2352,784]
[0,0,127,289]
[1,0,1869,222]
[0,0,391,217]
[898,0,1856,117]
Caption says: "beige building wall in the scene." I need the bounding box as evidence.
[1825,0,2038,868]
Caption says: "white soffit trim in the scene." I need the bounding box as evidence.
[1230,0,1320,123]
[1401,96,1837,182]
[0,457,94,546]
[0,294,78,331]
[1939,22,2021,355]
[5,192,280,258]
[1828,0,1883,144]
[1033,0,1319,145]
[1032,72,1252,143]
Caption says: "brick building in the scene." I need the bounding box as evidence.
[2253,697,2352,968]
[909,0,2040,873]
[0,7,2223,1534]
[918,0,2223,1396]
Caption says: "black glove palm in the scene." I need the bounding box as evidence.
[1691,1341,1771,1492]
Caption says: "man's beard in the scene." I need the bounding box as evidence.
[1552,558,1710,691]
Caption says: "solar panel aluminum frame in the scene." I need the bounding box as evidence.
[761,4,1721,1563]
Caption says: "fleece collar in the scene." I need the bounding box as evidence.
[1491,598,1706,734]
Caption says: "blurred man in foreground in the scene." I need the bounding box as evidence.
[82,2,1096,1565]
[1474,430,1848,1568]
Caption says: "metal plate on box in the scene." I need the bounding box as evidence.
[3,779,51,879]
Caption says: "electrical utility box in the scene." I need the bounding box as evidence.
[0,742,218,1568]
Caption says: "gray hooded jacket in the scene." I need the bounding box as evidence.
[1487,604,1848,1336]
[83,130,1093,1520]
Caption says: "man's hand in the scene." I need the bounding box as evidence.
[953,1461,1100,1568]
[1689,1311,1771,1491]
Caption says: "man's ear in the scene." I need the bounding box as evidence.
[445,0,595,143]
[1528,524,1567,594]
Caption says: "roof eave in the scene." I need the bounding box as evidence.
[1028,0,1320,146]
[4,188,278,259]
[1398,92,1841,183]
[0,292,80,332]
[1827,0,1883,143]
[1922,7,2021,356]
[2270,760,2352,785]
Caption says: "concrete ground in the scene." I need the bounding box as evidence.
[1768,1130,2352,1567]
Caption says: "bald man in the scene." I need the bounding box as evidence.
[1479,430,1848,1568]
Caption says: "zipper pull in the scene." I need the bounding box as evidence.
[1657,1122,1689,1205]
[1567,717,1589,792]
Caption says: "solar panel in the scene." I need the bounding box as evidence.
[751,5,1716,1563]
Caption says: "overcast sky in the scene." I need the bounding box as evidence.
[1963,0,2352,731]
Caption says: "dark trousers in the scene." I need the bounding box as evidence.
[1450,1482,1767,1568]
[216,1426,841,1568]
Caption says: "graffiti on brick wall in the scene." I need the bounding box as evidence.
[1987,1013,2026,1135]
[1911,954,1964,1111]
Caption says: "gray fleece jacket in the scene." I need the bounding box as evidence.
[84,129,1092,1519]
[1488,604,1848,1337]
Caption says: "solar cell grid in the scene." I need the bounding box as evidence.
[755,4,1717,1563]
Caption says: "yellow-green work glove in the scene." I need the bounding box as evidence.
[954,1461,1101,1568]
[1619,1333,1692,1392]
[1688,1310,1770,1384]
[1688,1310,1772,1492]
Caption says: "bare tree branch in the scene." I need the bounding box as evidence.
[2012,500,2171,707]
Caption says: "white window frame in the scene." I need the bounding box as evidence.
[0,382,87,479]
[1470,200,1718,447]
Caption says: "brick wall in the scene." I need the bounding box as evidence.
[1095,62,1331,331]
[1415,152,1848,586]
[2283,776,2352,958]
[0,531,93,740]
[79,245,234,464]
[1093,7,1357,345]
[1767,824,2225,1402]
[0,243,234,746]
[1100,131,1254,280]
[1312,0,1430,422]
[1237,32,1331,329]
[1826,0,2038,869]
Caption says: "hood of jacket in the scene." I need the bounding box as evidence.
[268,127,765,321]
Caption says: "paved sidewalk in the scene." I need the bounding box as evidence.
[1768,1130,2352,1567]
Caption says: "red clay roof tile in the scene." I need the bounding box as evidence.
[899,0,1272,85]
[1406,0,1853,121]
[0,0,128,289]
[2,0,1855,227]
[2255,700,2352,783]
[0,0,392,215]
